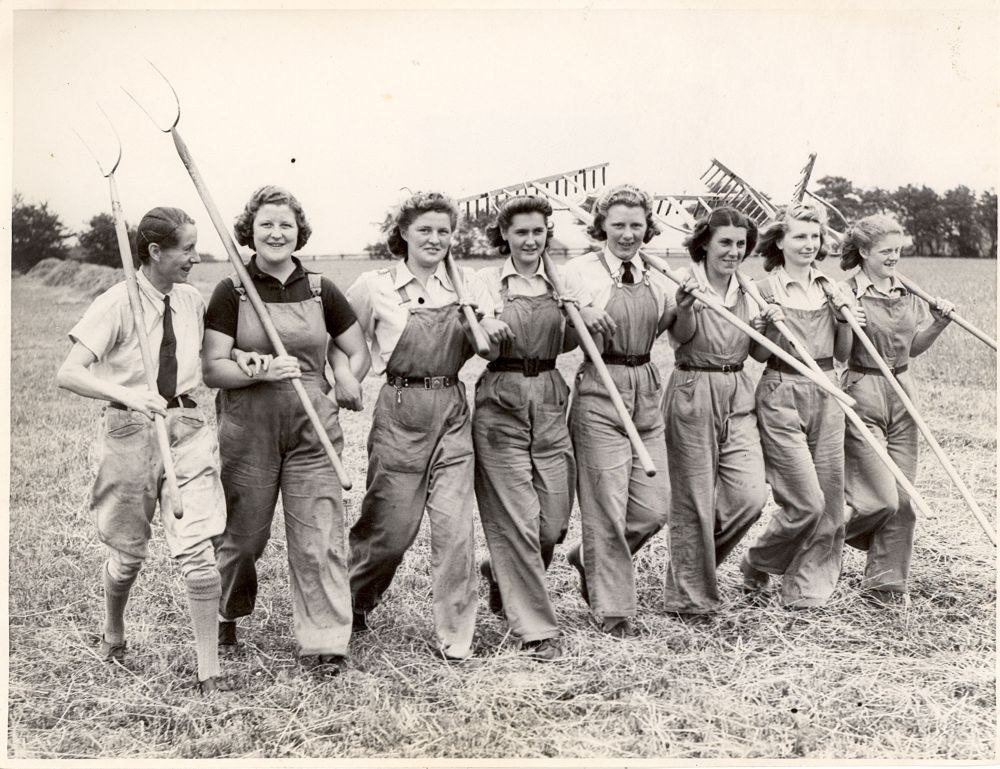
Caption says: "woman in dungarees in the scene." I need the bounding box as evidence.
[473,195,587,661]
[838,214,954,607]
[203,185,370,675]
[740,202,861,609]
[662,207,774,617]
[345,191,493,661]
[561,184,680,638]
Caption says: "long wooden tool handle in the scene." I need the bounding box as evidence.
[738,272,936,522]
[443,253,491,357]
[169,129,352,490]
[897,274,997,352]
[109,176,184,519]
[540,250,656,477]
[825,287,996,546]
[532,184,855,408]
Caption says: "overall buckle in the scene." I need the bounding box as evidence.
[522,357,540,377]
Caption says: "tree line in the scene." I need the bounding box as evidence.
[12,178,998,273]
[811,176,997,259]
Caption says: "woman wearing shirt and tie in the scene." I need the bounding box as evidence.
[561,184,681,638]
[344,191,493,661]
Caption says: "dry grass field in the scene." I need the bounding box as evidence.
[7,255,997,760]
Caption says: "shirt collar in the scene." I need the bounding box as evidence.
[500,256,551,286]
[775,265,822,290]
[394,259,455,292]
[691,261,740,305]
[853,269,906,297]
[136,268,172,312]
[249,254,307,285]
[602,246,643,276]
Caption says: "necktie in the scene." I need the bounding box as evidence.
[621,261,635,285]
[157,295,177,401]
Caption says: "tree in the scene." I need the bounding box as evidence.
[11,192,71,273]
[940,186,982,258]
[892,185,945,255]
[813,176,863,226]
[978,190,997,259]
[79,212,137,268]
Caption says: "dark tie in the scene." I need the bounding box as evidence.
[621,261,635,285]
[157,295,177,401]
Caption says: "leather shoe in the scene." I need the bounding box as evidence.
[97,634,126,662]
[524,637,563,661]
[603,618,639,639]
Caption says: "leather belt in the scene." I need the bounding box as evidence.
[386,373,458,390]
[487,357,557,377]
[766,356,834,375]
[601,353,651,367]
[849,363,909,376]
[677,362,744,373]
[110,394,197,411]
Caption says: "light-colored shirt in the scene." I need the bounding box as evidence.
[478,257,590,315]
[68,269,205,395]
[561,247,675,318]
[346,260,494,375]
[851,270,906,298]
[769,266,828,310]
[690,261,741,308]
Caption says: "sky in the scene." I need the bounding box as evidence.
[10,5,1000,256]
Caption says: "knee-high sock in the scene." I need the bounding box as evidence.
[185,571,222,682]
[103,560,139,644]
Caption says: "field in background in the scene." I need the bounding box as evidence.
[7,256,997,760]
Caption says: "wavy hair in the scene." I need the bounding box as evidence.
[485,195,554,255]
[683,206,758,263]
[754,202,830,272]
[839,213,907,271]
[136,207,195,266]
[385,191,460,258]
[233,185,312,252]
[586,184,660,244]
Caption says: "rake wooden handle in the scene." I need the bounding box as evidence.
[820,282,996,547]
[897,274,997,352]
[444,253,491,357]
[169,129,352,490]
[540,249,656,477]
[109,176,184,519]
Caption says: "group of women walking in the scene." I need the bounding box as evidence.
[61,180,956,691]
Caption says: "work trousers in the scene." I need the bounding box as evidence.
[748,371,846,608]
[843,370,919,592]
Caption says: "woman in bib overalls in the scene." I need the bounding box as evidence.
[473,195,587,661]
[837,214,954,607]
[561,185,678,638]
[662,207,772,617]
[740,202,860,609]
[345,191,493,661]
[203,186,370,674]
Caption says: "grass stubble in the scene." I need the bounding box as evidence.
[7,257,997,760]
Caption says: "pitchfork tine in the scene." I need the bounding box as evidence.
[72,103,122,178]
[122,59,181,132]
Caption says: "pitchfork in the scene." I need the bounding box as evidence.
[73,107,184,519]
[123,61,352,490]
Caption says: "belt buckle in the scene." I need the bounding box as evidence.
[425,376,443,390]
[721,364,734,373]
[625,355,638,366]
[522,357,540,377]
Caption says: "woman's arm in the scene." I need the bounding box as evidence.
[910,297,955,356]
[56,343,167,419]
[667,277,700,345]
[202,329,300,389]
[328,322,371,411]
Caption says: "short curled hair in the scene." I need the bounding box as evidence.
[136,207,195,266]
[683,207,758,263]
[485,195,554,255]
[233,185,312,252]
[839,213,908,271]
[587,184,660,244]
[754,202,830,273]
[385,191,460,258]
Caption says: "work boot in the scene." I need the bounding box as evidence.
[97,634,127,662]
[524,636,563,661]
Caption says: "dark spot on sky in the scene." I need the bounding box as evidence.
[290,158,296,163]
